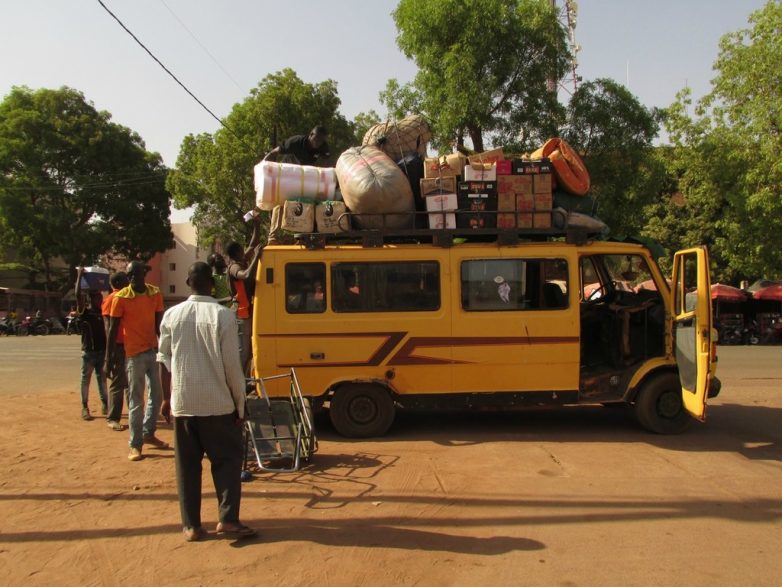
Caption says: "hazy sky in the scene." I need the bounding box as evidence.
[1,0,769,219]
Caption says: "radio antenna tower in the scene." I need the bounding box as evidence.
[550,0,581,95]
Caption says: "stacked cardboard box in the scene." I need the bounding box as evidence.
[457,181,498,228]
[497,158,553,229]
[421,176,458,229]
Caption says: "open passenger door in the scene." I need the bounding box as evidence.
[670,247,713,420]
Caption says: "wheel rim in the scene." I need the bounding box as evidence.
[347,395,378,425]
[657,390,682,419]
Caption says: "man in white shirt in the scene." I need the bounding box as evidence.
[158,262,256,542]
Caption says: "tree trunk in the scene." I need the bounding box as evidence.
[467,125,484,153]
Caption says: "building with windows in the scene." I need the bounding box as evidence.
[154,222,201,306]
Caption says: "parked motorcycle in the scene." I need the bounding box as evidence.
[46,317,66,334]
[761,318,782,345]
[718,325,745,346]
[23,315,49,336]
[0,316,18,336]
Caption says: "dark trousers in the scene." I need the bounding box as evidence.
[174,413,244,529]
[107,344,127,422]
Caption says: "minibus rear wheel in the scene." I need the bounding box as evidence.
[634,373,692,434]
[329,383,395,438]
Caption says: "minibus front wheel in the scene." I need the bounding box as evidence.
[634,373,692,434]
[329,383,395,438]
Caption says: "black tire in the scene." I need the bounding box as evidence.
[16,325,29,337]
[329,383,395,438]
[34,324,49,336]
[634,373,692,434]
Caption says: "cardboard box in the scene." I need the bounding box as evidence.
[282,200,315,233]
[512,158,552,175]
[495,160,513,175]
[534,192,553,211]
[498,213,517,229]
[425,192,457,229]
[424,153,466,179]
[463,162,497,182]
[516,192,534,212]
[517,212,533,228]
[498,192,516,211]
[457,181,497,229]
[468,148,504,165]
[533,173,553,194]
[315,201,348,234]
[534,212,552,229]
[497,175,532,194]
[420,176,457,197]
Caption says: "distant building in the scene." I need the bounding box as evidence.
[152,222,201,306]
[1,222,203,314]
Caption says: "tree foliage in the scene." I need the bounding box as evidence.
[646,1,782,281]
[0,86,172,291]
[562,78,659,235]
[166,69,353,246]
[388,0,570,153]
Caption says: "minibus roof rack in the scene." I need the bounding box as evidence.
[289,210,598,249]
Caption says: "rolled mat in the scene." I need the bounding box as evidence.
[531,138,590,196]
[254,161,337,211]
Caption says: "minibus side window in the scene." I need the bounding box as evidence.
[332,262,440,313]
[461,258,568,311]
[285,263,326,314]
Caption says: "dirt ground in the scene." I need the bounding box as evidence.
[0,337,781,586]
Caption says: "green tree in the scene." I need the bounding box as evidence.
[351,110,382,144]
[562,78,659,235]
[167,69,353,246]
[0,86,173,292]
[388,0,570,153]
[646,1,782,282]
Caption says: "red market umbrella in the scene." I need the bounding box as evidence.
[753,284,782,301]
[711,283,749,302]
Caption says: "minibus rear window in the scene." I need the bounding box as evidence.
[332,262,440,313]
[461,258,568,311]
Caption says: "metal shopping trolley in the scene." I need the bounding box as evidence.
[243,368,317,474]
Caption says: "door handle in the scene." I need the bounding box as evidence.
[310,352,325,360]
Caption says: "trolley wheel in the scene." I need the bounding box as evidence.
[634,373,692,434]
[329,383,395,438]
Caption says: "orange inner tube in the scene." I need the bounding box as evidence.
[531,138,590,196]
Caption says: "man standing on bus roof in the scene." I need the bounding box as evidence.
[107,260,167,461]
[264,126,330,165]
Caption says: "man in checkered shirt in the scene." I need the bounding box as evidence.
[157,262,256,542]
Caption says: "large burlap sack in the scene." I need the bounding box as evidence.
[336,146,415,229]
[362,114,431,160]
[254,161,337,211]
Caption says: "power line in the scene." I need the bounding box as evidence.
[158,0,245,92]
[96,0,247,147]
